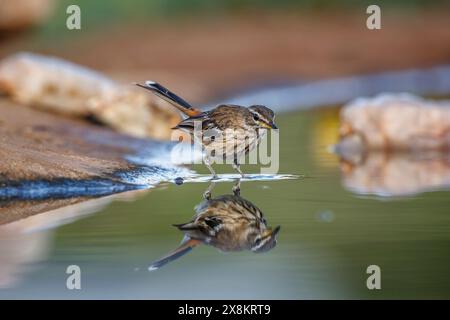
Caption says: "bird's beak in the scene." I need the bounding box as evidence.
[261,121,278,130]
[271,225,281,236]
[263,225,281,239]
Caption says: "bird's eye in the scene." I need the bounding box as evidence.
[253,114,259,121]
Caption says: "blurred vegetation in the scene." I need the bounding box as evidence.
[31,0,449,43]
[47,0,449,28]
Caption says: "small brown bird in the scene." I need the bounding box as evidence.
[136,81,277,178]
[148,181,280,270]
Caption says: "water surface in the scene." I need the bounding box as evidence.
[1,108,450,299]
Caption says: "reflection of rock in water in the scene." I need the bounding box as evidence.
[338,151,450,197]
[0,228,51,288]
[335,93,450,197]
[0,192,147,288]
[149,181,280,270]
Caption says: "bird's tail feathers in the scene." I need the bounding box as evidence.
[148,237,201,271]
[135,81,202,117]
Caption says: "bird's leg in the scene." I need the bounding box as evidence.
[232,178,241,196]
[203,181,216,200]
[232,158,245,178]
[204,156,218,180]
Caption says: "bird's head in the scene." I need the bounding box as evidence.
[248,105,277,130]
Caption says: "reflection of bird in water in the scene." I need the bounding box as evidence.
[149,180,280,270]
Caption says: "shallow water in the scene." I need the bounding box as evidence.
[1,108,450,299]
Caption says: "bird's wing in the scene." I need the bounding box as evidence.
[172,113,207,130]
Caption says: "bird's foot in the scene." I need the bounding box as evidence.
[232,178,241,196]
[203,190,212,200]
